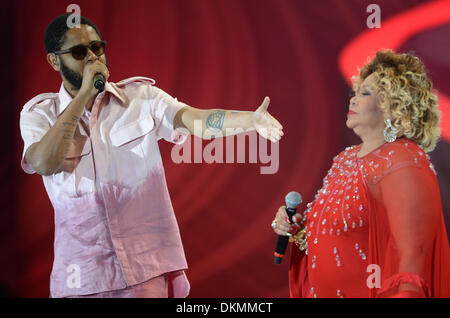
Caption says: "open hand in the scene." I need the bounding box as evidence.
[252,97,283,143]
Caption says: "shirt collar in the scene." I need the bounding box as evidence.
[58,81,126,116]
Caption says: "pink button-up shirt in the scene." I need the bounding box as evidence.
[20,77,190,297]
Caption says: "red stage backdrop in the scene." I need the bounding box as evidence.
[2,0,449,297]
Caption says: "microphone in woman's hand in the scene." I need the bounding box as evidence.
[274,191,302,264]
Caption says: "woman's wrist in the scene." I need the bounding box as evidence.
[289,225,307,251]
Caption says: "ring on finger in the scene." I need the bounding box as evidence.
[271,219,277,229]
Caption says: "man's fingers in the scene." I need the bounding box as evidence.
[269,129,281,142]
[262,96,270,109]
[271,124,283,136]
[268,113,283,129]
[271,126,283,141]
[257,96,270,112]
[267,134,278,143]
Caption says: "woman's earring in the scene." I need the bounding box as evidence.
[383,119,398,142]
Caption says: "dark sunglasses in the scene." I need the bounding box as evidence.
[53,40,107,60]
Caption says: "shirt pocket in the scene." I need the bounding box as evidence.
[108,115,156,184]
[109,115,155,147]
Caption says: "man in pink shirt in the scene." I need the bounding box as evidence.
[19,14,283,298]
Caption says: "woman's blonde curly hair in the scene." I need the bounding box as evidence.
[352,49,441,152]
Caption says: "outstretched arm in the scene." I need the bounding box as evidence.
[173,97,283,143]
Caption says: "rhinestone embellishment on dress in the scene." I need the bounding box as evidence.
[304,147,367,247]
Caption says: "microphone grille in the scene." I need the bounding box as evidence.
[285,191,302,209]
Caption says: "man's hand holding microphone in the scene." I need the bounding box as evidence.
[79,59,109,99]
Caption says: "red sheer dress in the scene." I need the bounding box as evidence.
[289,138,450,298]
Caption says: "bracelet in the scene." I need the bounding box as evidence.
[289,227,307,251]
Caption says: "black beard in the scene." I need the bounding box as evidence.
[60,58,109,91]
[60,59,83,90]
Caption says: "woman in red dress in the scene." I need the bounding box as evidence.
[272,50,450,298]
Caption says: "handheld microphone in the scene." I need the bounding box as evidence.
[93,73,105,92]
[274,191,302,264]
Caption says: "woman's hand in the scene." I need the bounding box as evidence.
[272,205,302,236]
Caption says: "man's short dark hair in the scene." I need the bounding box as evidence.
[44,13,102,53]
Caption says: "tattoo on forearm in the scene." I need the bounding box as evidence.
[62,129,73,140]
[60,116,80,141]
[206,110,226,132]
